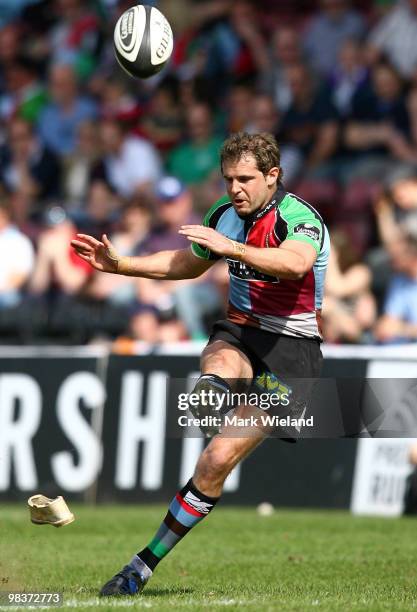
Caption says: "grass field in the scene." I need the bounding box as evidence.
[1,504,417,611]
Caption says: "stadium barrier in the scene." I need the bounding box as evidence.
[1,343,416,514]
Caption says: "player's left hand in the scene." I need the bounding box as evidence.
[179,225,234,257]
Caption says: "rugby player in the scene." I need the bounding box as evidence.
[71,132,330,597]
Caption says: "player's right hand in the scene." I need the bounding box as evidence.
[70,234,120,273]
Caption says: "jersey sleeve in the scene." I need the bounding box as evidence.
[284,206,324,255]
[191,195,230,261]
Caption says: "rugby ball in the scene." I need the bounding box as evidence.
[113,4,173,79]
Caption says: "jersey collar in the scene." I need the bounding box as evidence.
[248,183,287,222]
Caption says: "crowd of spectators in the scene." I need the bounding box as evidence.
[2,0,417,346]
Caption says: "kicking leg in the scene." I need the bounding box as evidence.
[129,433,265,588]
[193,428,266,497]
[100,341,257,597]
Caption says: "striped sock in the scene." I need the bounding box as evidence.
[137,479,219,571]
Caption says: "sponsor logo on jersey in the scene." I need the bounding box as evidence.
[227,259,278,282]
[253,199,276,220]
[293,223,320,241]
[184,491,213,514]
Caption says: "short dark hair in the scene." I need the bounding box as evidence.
[220,132,281,176]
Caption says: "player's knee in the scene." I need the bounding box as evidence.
[201,342,237,374]
[201,350,228,374]
[197,444,234,483]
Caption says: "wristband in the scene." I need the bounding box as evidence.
[229,239,246,261]
[105,243,133,275]
[116,256,134,275]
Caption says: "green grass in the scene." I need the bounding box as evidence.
[1,504,417,611]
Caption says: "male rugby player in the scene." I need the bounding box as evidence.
[71,132,330,597]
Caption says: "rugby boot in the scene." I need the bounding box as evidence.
[99,561,151,597]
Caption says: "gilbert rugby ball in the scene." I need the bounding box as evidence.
[114,4,173,79]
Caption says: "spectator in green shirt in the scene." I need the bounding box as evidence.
[1,56,47,124]
[166,102,223,185]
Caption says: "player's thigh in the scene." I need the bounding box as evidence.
[201,340,253,379]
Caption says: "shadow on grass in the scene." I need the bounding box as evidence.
[144,587,195,598]
[74,587,195,598]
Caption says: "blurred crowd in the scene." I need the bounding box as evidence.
[2,0,417,346]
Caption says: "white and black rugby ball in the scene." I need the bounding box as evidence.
[113,4,173,79]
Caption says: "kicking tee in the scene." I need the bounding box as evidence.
[191,184,330,340]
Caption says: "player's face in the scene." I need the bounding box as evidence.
[222,155,279,218]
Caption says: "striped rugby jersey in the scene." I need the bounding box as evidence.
[191,184,330,340]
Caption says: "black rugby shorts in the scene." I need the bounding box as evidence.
[208,320,322,435]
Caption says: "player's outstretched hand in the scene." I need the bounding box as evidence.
[179,225,234,257]
[70,234,120,273]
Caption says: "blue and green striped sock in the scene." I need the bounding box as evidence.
[136,479,219,571]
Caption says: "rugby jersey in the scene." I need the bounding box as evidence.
[191,184,330,340]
